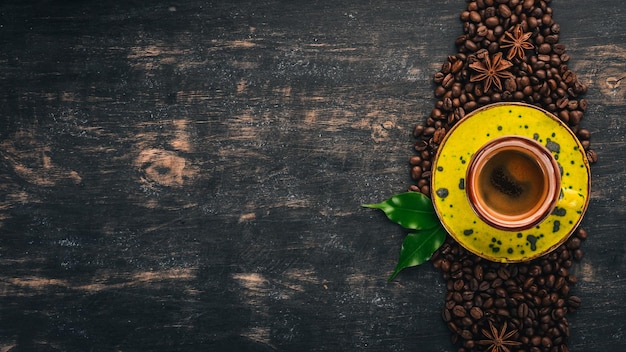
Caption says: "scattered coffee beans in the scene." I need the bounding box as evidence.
[431,228,587,352]
[411,1,594,351]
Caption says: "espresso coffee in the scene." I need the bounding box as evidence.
[465,136,561,231]
[476,147,547,217]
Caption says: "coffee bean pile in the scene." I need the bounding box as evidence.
[407,0,597,351]
[432,228,586,352]
[409,0,597,198]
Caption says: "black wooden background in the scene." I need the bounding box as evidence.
[0,0,624,351]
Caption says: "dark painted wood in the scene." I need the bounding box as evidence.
[0,0,624,351]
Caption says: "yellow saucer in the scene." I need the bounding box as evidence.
[431,103,591,262]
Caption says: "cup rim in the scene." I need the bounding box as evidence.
[465,135,562,231]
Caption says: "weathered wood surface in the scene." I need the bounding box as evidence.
[0,0,624,351]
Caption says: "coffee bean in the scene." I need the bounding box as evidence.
[552,43,565,57]
[558,321,570,337]
[586,149,598,163]
[554,336,564,346]
[412,125,425,138]
[450,292,463,304]
[550,55,562,67]
[497,267,510,280]
[529,265,542,277]
[546,274,556,288]
[431,107,444,119]
[460,10,471,22]
[464,39,479,52]
[497,308,510,317]
[461,316,473,327]
[470,306,484,320]
[558,110,570,123]
[542,262,553,274]
[523,0,535,10]
[411,166,422,180]
[498,4,512,18]
[531,335,542,346]
[442,308,452,322]
[479,280,491,292]
[460,292,473,303]
[454,107,466,121]
[441,60,453,74]
[434,85,446,98]
[523,85,533,96]
[553,307,566,319]
[476,24,489,37]
[469,10,482,23]
[442,73,455,89]
[518,302,529,318]
[495,297,506,308]
[466,278,478,292]
[442,97,453,112]
[511,292,525,301]
[561,53,571,64]
[567,100,578,110]
[485,16,500,28]
[567,237,581,250]
[433,127,447,144]
[483,297,494,309]
[568,296,582,308]
[545,34,559,44]
[441,259,451,273]
[409,155,422,166]
[461,95,478,108]
[577,227,589,240]
[484,271,498,281]
[414,139,428,152]
[473,265,484,281]
[451,59,464,74]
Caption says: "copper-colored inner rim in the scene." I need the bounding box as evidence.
[466,136,561,231]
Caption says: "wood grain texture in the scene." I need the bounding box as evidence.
[0,0,624,351]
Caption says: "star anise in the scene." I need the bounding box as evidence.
[477,321,522,352]
[500,24,534,60]
[469,52,514,93]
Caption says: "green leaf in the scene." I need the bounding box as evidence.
[388,226,447,281]
[363,191,448,281]
[362,192,440,230]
